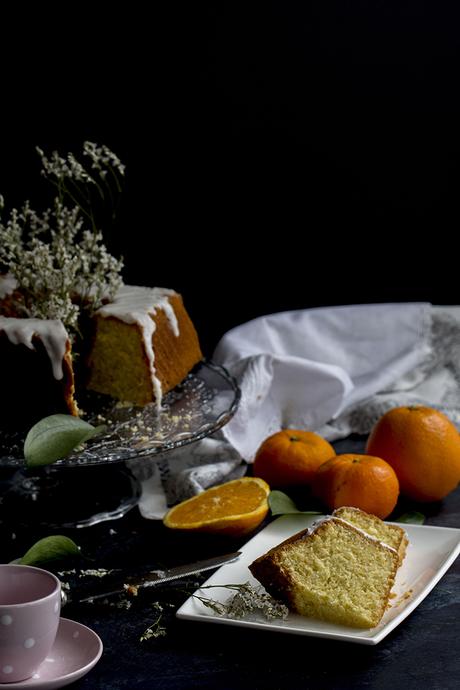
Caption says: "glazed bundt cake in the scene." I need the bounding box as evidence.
[1,143,203,424]
[0,277,202,422]
[249,515,399,628]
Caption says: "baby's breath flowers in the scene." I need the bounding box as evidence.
[82,142,126,178]
[139,602,173,641]
[194,582,289,621]
[139,583,288,643]
[36,142,125,229]
[0,142,124,336]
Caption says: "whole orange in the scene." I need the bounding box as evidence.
[253,429,335,488]
[312,453,400,519]
[366,405,460,502]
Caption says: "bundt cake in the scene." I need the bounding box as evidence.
[0,144,204,424]
[249,515,399,628]
[0,276,202,423]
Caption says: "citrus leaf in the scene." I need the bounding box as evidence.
[269,490,322,517]
[15,536,80,566]
[24,414,105,467]
[394,511,425,525]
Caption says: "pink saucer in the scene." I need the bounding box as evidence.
[0,618,103,689]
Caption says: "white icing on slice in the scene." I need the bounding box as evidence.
[332,508,407,552]
[0,317,69,380]
[96,285,179,407]
[306,515,399,554]
[0,273,18,299]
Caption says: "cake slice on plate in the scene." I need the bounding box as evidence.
[249,515,399,628]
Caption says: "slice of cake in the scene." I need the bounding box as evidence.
[249,516,399,628]
[85,286,202,406]
[333,506,408,565]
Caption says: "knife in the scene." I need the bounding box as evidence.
[61,551,242,606]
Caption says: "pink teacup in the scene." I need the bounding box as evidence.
[0,564,61,683]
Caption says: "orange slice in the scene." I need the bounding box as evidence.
[163,477,270,537]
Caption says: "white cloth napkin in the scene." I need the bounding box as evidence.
[213,303,432,459]
[131,303,460,519]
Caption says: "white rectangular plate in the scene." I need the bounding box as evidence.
[176,515,460,645]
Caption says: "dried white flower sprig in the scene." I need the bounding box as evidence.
[194,582,289,621]
[139,602,175,641]
[36,141,125,229]
[0,143,124,334]
[139,583,288,643]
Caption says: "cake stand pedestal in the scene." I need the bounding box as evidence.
[0,464,141,529]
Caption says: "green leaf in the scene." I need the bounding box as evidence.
[394,511,426,525]
[15,536,80,566]
[269,490,322,517]
[24,414,104,467]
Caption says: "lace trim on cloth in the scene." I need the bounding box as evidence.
[127,435,245,519]
[319,307,460,440]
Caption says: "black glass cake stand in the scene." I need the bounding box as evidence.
[0,360,240,529]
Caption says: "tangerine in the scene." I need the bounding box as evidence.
[253,429,335,488]
[366,405,460,502]
[312,453,400,519]
[163,477,270,537]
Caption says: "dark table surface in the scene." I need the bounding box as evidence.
[1,435,459,690]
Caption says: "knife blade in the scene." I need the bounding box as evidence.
[62,551,242,606]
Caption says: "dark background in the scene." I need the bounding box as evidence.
[1,4,459,355]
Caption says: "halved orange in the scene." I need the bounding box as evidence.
[163,477,270,537]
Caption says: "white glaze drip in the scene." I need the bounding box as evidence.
[0,273,18,299]
[160,299,179,337]
[307,515,399,554]
[0,316,69,380]
[96,285,179,406]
